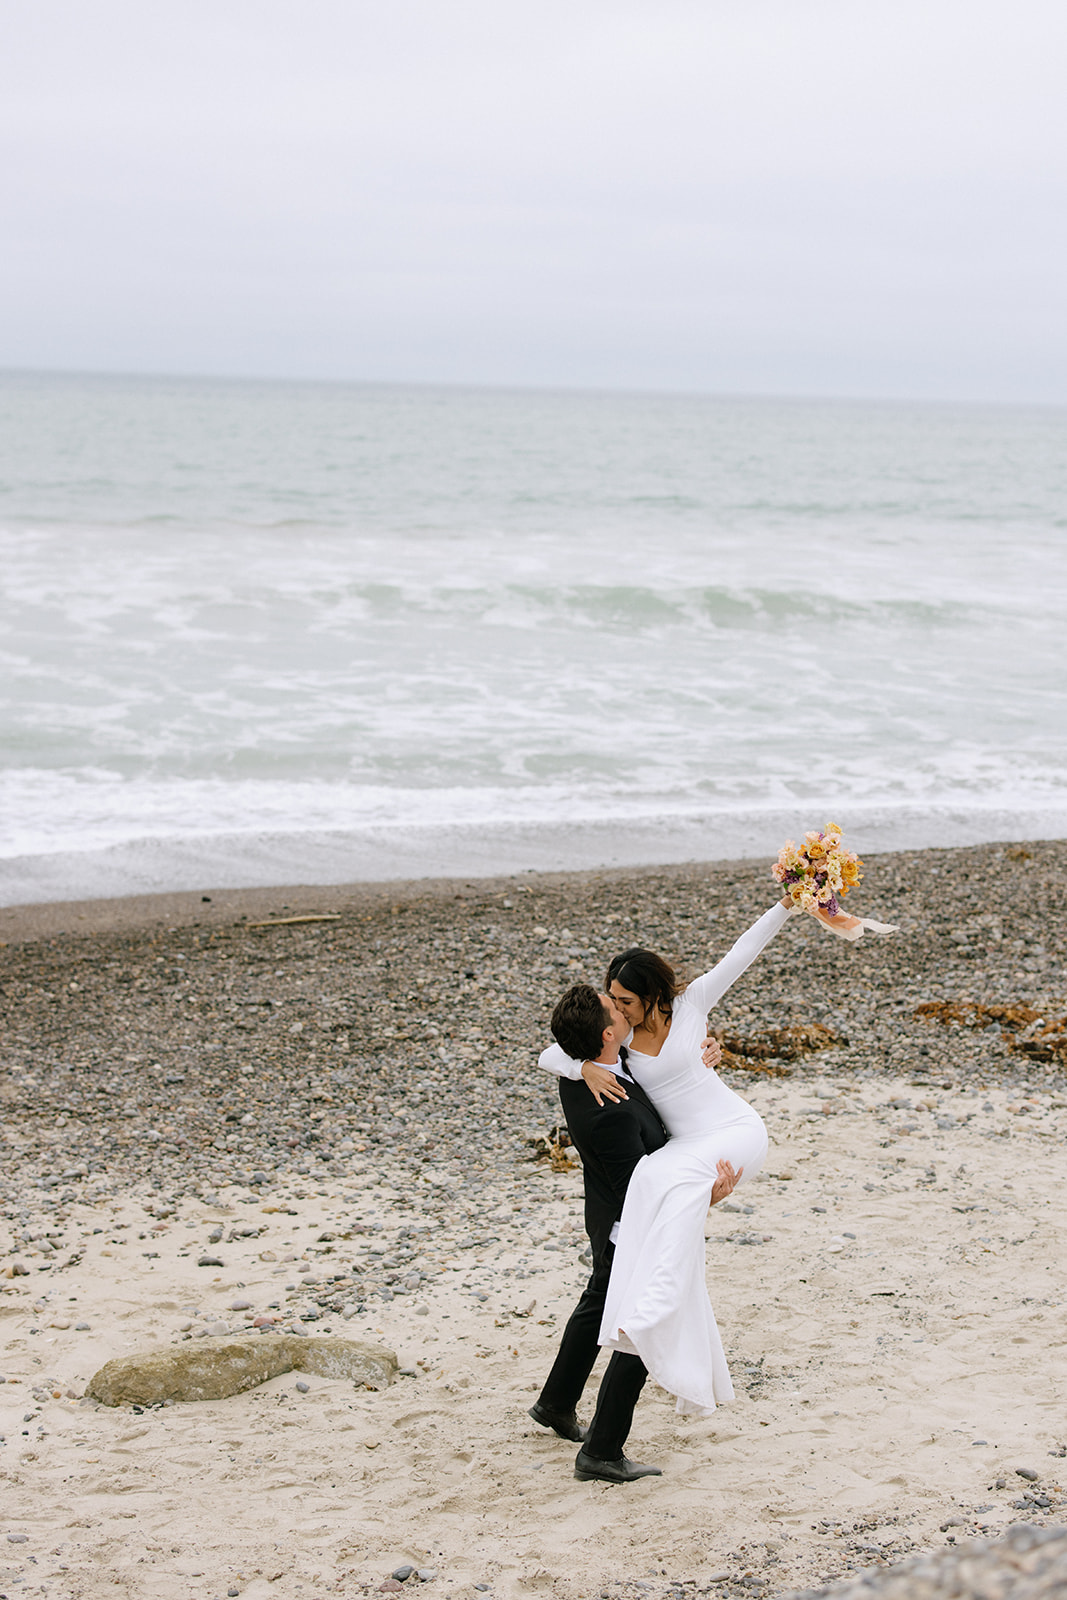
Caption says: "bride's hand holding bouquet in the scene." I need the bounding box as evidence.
[772,823,897,941]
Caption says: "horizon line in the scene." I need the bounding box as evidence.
[3,362,1065,416]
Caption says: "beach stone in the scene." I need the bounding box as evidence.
[230,1297,253,1311]
[85,1335,397,1406]
[7,1533,29,1544]
[1016,1466,1040,1480]
[392,1565,416,1581]
[197,1255,224,1268]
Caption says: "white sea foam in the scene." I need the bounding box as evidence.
[2,373,1065,902]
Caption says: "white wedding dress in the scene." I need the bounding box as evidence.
[538,902,791,1416]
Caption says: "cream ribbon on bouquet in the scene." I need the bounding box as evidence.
[773,823,899,941]
[804,906,899,942]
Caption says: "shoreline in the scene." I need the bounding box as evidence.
[1,830,1065,948]
[0,854,761,946]
[4,803,1067,915]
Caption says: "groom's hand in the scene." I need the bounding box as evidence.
[709,1159,742,1207]
[701,1034,722,1070]
[581,1061,628,1106]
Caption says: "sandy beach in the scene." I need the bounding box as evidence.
[2,841,1065,1599]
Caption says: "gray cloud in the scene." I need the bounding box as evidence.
[1,0,1065,399]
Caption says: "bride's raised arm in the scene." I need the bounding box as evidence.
[683,896,795,1017]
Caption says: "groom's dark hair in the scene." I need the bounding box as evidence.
[550,984,612,1063]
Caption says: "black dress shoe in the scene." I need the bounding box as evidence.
[574,1448,662,1483]
[528,1402,588,1442]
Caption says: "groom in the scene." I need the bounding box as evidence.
[529,985,734,1483]
[529,985,662,1482]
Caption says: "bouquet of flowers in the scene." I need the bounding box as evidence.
[772,823,896,941]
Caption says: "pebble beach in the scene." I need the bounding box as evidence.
[1,840,1066,1599]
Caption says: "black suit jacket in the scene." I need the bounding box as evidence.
[558,1067,668,1271]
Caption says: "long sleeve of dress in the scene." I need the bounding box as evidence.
[683,902,793,1017]
[538,1040,586,1080]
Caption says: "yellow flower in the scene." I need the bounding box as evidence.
[841,855,862,887]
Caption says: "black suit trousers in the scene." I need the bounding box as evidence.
[536,1249,649,1461]
[536,1255,613,1415]
[535,1071,665,1459]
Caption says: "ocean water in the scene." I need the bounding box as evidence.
[2,371,1065,904]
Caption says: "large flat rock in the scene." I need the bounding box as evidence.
[86,1335,397,1406]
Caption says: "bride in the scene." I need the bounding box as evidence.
[538,896,795,1417]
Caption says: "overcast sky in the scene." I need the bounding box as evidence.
[2,1,1065,402]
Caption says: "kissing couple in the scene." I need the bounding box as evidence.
[528,892,799,1482]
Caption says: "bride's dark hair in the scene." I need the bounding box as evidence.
[605,948,684,1026]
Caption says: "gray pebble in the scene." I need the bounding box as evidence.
[197,1255,224,1268]
[1016,1466,1040,1480]
[295,1380,310,1393]
[229,1297,253,1311]
[75,1322,90,1330]
[7,1533,29,1543]
[392,1565,415,1582]
[417,1569,438,1582]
